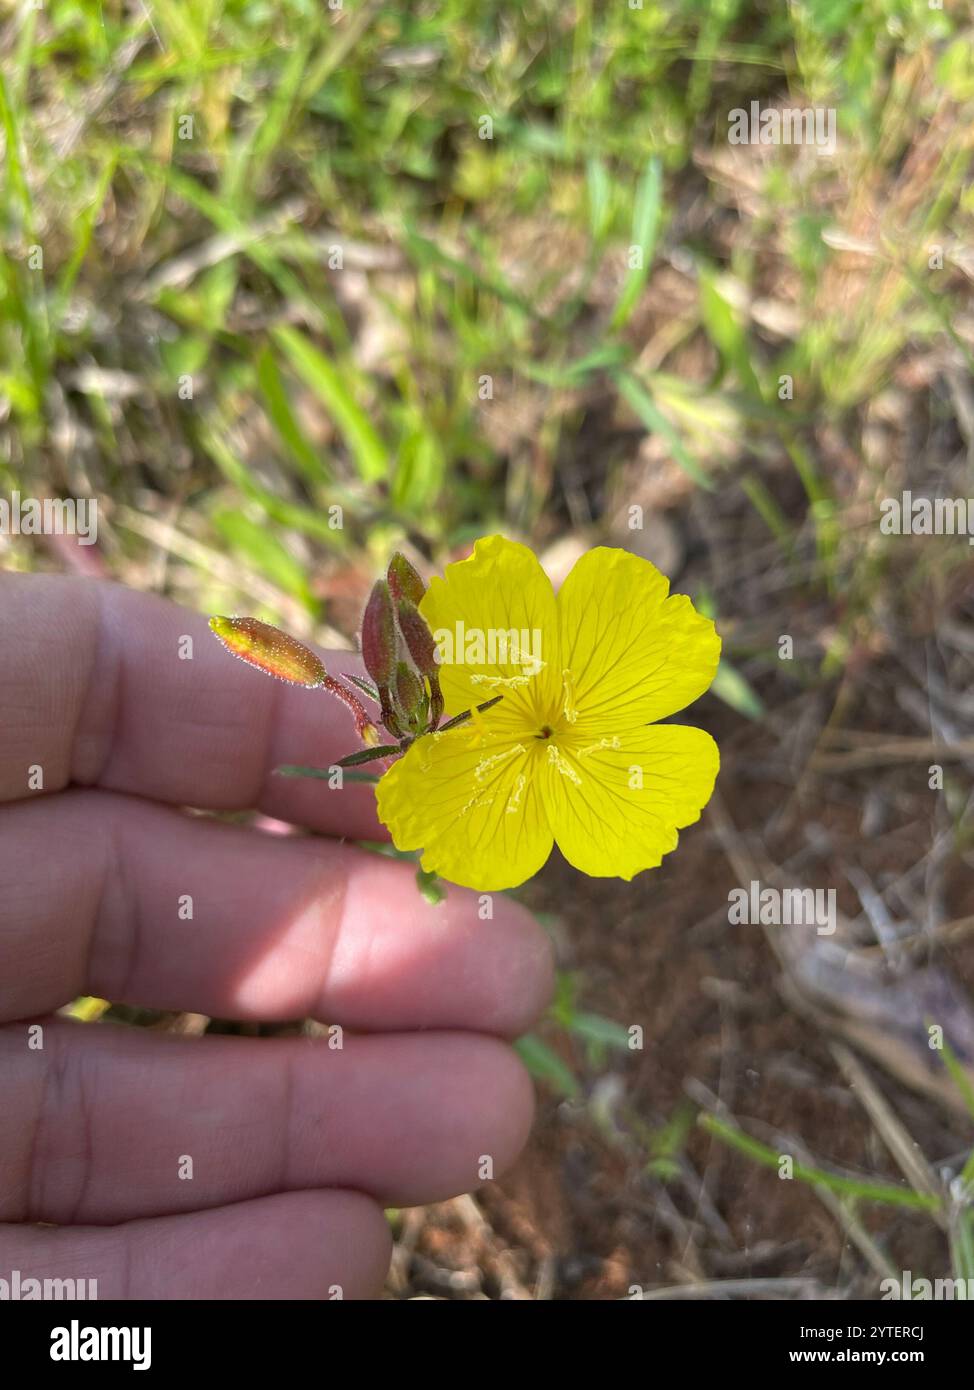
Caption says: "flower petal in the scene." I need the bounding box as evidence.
[418,534,560,729]
[556,547,720,731]
[375,725,553,891]
[541,724,719,880]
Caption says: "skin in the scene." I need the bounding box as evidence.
[0,574,554,1299]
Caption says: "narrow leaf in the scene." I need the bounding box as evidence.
[272,324,388,483]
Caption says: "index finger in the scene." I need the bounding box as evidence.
[0,572,386,837]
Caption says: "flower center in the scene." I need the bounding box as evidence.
[535,725,553,740]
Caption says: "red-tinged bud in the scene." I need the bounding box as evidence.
[209,616,326,687]
[387,552,425,604]
[361,581,396,687]
[396,599,437,677]
[394,660,427,735]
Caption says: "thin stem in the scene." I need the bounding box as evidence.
[322,673,380,744]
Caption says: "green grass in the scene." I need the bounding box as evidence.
[2,1,970,622]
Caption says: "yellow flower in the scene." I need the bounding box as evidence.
[375,535,720,890]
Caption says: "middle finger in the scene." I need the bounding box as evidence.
[0,789,552,1034]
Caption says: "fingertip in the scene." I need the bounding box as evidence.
[329,853,555,1035]
[453,887,556,1038]
[463,1033,538,1184]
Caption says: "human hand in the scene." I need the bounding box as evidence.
[0,574,553,1299]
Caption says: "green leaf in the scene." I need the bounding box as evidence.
[613,370,713,491]
[257,344,330,484]
[211,508,316,608]
[276,763,381,785]
[272,324,388,483]
[416,867,445,904]
[697,267,763,400]
[710,658,765,720]
[0,70,35,239]
[701,1113,941,1213]
[951,1207,974,1284]
[514,1035,580,1098]
[200,423,346,547]
[740,472,794,549]
[610,156,662,329]
[569,1011,632,1050]
[52,153,117,328]
[392,419,446,513]
[335,744,401,767]
[585,156,612,243]
[343,674,380,702]
[936,1035,974,1126]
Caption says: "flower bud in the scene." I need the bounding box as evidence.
[387,552,426,605]
[394,660,427,735]
[361,580,396,687]
[209,616,326,687]
[396,599,437,677]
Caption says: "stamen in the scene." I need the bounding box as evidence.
[457,789,497,819]
[511,648,547,677]
[561,669,578,723]
[546,743,581,785]
[578,736,622,757]
[474,743,525,781]
[451,744,528,821]
[471,671,536,690]
[506,774,526,813]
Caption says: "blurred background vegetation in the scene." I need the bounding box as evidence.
[4,0,974,1299]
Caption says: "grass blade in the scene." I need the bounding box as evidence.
[272,324,388,483]
[610,156,662,330]
[613,369,713,490]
